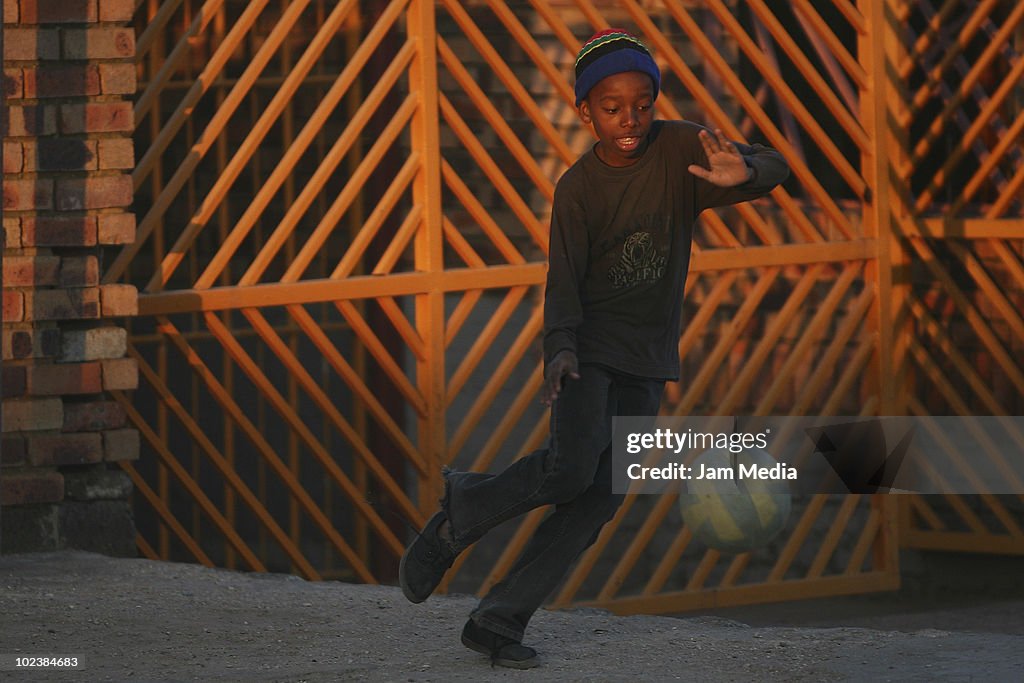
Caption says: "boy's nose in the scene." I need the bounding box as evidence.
[622,110,639,127]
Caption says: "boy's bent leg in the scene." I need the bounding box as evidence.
[400,365,614,604]
[469,451,623,642]
[444,365,616,549]
[469,372,663,641]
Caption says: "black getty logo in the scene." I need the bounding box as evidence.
[804,419,916,493]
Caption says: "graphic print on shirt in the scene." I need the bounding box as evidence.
[607,229,668,289]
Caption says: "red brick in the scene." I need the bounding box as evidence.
[28,432,103,466]
[3,327,61,360]
[25,287,100,321]
[3,290,24,321]
[62,399,126,432]
[62,27,134,59]
[97,137,133,170]
[59,255,99,287]
[27,361,102,396]
[3,178,54,211]
[100,283,136,317]
[59,326,125,361]
[0,471,64,505]
[3,27,60,60]
[23,64,100,98]
[4,68,23,98]
[4,0,18,23]
[99,0,132,21]
[102,427,138,462]
[27,138,98,172]
[42,328,63,357]
[1,435,27,466]
[1,397,63,432]
[59,102,132,134]
[56,175,132,210]
[97,62,136,95]
[21,216,98,247]
[97,212,134,244]
[3,104,57,136]
[100,357,136,390]
[2,364,27,398]
[3,141,23,173]
[3,217,21,247]
[4,329,32,359]
[28,436,100,466]
[19,0,98,24]
[2,255,61,287]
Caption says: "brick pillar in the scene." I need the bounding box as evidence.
[2,0,139,556]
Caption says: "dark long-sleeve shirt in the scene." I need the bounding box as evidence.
[543,119,790,380]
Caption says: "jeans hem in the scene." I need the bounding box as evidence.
[471,612,524,643]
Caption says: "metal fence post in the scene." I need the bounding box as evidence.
[861,0,908,574]
[408,0,447,515]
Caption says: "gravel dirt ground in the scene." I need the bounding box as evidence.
[1,551,1022,682]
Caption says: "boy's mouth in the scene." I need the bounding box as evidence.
[616,136,642,152]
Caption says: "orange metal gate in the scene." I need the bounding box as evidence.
[109,0,1023,611]
[888,0,1024,557]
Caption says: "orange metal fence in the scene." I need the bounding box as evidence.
[888,0,1024,556]
[110,0,1023,610]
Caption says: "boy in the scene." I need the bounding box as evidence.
[399,29,789,668]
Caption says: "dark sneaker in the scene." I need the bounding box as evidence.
[461,619,539,669]
[399,511,456,603]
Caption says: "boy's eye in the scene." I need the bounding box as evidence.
[605,108,618,114]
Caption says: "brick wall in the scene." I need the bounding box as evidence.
[2,0,139,555]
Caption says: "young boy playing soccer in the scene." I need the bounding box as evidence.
[400,29,790,668]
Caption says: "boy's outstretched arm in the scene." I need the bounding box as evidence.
[687,128,755,187]
[688,125,790,210]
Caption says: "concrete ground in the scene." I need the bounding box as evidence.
[1,551,1022,682]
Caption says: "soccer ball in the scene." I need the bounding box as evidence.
[678,446,792,554]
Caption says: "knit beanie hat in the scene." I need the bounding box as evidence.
[574,29,661,106]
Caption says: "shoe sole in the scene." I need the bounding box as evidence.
[399,511,449,604]
[398,541,426,604]
[461,633,539,670]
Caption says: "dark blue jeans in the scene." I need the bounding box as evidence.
[443,363,664,642]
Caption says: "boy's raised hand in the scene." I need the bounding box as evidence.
[541,350,580,406]
[687,128,753,187]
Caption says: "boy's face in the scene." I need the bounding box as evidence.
[579,70,655,167]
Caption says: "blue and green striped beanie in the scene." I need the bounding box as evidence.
[574,29,661,106]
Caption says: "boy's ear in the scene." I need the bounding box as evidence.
[578,99,592,124]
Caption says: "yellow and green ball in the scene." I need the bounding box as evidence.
[678,447,791,554]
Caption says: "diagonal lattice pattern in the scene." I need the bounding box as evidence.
[885,0,1024,556]
[112,0,1021,607]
